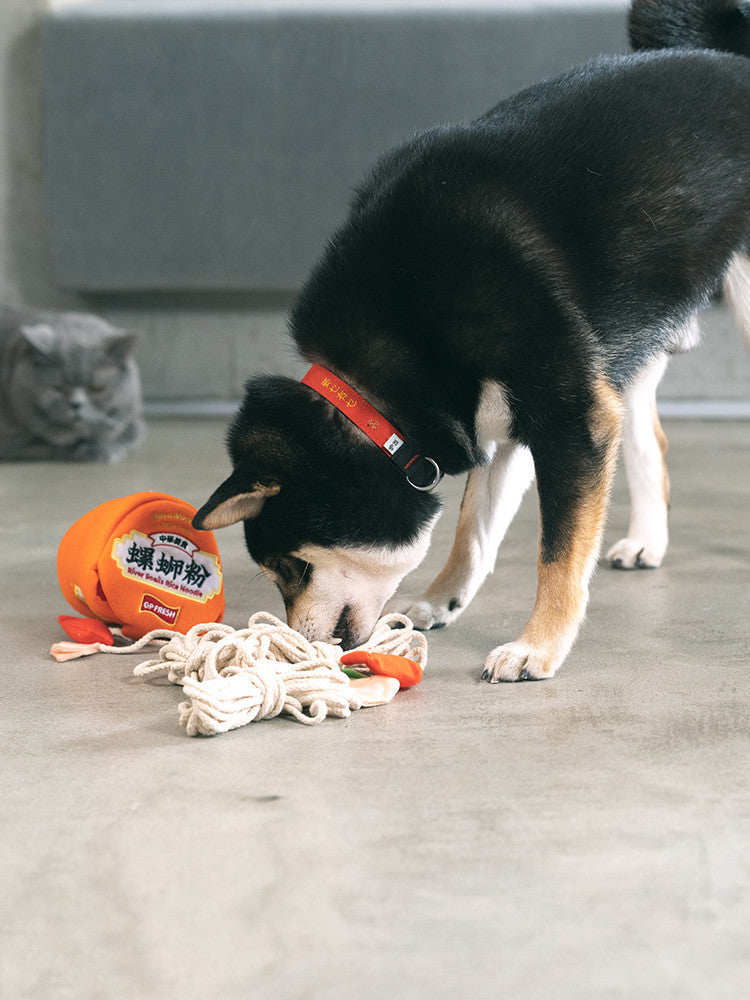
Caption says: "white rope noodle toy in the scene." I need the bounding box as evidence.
[130,612,427,736]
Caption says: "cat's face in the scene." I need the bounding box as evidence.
[12,314,141,448]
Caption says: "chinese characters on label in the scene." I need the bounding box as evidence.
[112,530,222,602]
[321,376,358,408]
[125,541,212,589]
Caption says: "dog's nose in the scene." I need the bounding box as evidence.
[332,605,355,649]
[332,605,370,651]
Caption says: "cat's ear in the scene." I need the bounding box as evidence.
[21,323,56,355]
[105,331,138,364]
[192,469,281,530]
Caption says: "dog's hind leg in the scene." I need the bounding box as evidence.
[606,353,670,570]
[390,441,535,629]
[483,377,623,682]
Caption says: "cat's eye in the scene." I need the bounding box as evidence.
[89,373,113,394]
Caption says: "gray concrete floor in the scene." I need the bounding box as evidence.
[2,418,749,1000]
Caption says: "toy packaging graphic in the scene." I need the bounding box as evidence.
[57,492,225,639]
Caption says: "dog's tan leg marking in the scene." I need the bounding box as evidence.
[654,405,670,503]
[484,378,623,681]
[606,353,670,569]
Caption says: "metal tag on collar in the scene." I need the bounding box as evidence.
[405,456,443,491]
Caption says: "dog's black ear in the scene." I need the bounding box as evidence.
[192,470,281,530]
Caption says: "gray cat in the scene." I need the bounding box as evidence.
[0,306,145,461]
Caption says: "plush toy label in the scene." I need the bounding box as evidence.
[112,529,222,604]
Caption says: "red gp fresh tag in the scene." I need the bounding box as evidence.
[139,594,180,626]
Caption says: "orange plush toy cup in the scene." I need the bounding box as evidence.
[57,492,224,640]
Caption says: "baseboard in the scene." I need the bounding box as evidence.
[143,398,750,420]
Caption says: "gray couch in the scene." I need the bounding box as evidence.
[41,2,750,410]
[43,1,629,292]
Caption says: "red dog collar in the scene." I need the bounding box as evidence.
[301,364,442,491]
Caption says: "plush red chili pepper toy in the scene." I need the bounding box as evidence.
[340,649,423,689]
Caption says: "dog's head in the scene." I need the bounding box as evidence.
[193,376,441,648]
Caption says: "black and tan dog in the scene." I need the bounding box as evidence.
[195,0,750,681]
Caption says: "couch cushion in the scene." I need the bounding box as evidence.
[43,1,628,291]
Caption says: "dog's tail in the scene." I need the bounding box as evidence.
[724,255,750,349]
[629,0,750,56]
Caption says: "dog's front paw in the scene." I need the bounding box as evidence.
[385,594,462,631]
[481,641,560,683]
[606,536,665,570]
